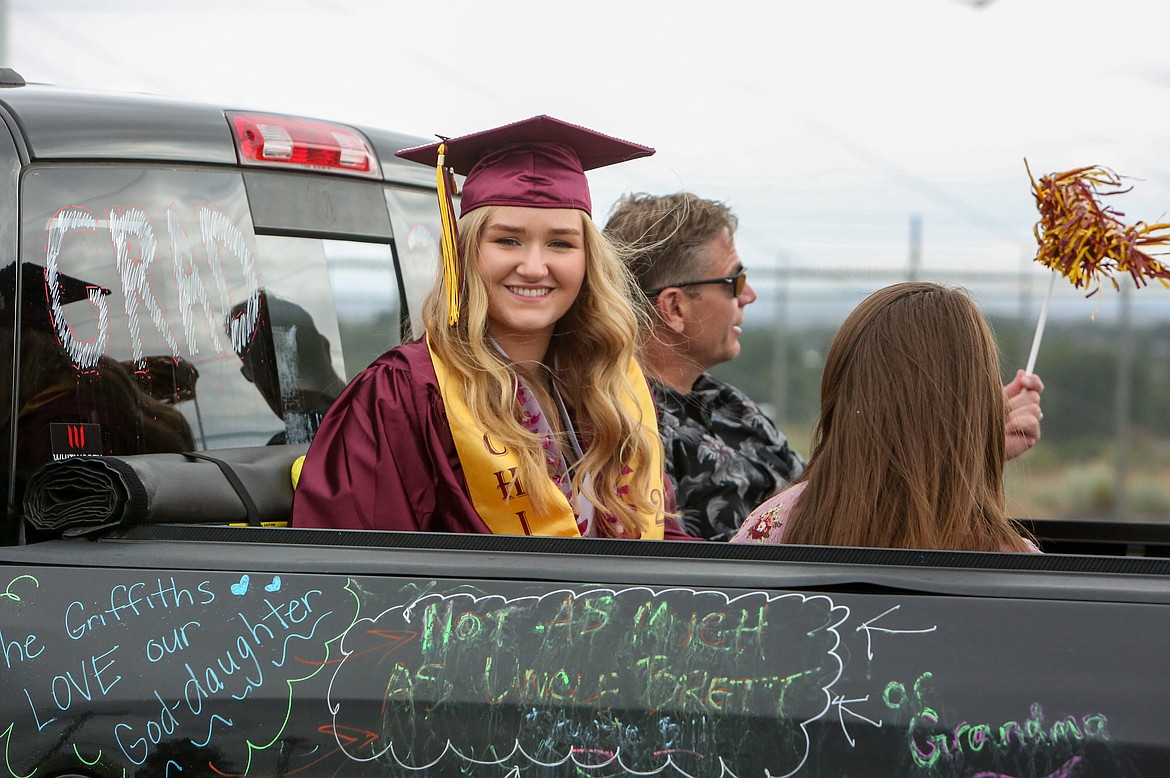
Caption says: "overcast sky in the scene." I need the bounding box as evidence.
[11,0,1170,296]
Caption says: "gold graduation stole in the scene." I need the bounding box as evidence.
[427,338,664,538]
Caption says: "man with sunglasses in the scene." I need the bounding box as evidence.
[605,192,804,540]
[606,192,1045,541]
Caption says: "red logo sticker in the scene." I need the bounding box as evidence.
[50,422,103,460]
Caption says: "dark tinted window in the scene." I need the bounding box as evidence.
[10,164,403,483]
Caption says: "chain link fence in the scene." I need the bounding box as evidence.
[713,260,1170,522]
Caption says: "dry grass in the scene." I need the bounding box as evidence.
[1006,457,1170,520]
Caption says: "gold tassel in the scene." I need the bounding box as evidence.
[435,143,462,326]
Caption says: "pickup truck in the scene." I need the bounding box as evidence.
[0,70,1167,778]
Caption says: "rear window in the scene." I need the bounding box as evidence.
[6,163,418,494]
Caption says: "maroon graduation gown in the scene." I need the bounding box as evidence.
[292,340,696,540]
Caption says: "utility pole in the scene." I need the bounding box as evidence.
[0,0,8,65]
[1113,281,1134,520]
[908,213,922,281]
[772,251,791,426]
[1017,247,1033,366]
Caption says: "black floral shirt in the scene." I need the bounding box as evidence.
[652,374,805,541]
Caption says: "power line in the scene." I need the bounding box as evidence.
[804,119,1024,247]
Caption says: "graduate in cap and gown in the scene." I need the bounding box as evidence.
[292,116,692,539]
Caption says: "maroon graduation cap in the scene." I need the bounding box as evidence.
[396,115,654,216]
[396,116,654,325]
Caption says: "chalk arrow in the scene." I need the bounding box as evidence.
[294,628,417,667]
[832,694,882,748]
[855,605,937,660]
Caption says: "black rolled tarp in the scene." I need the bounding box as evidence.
[22,444,308,536]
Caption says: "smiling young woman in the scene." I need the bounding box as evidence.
[292,116,693,541]
[473,206,586,363]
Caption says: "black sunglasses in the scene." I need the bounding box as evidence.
[647,269,747,298]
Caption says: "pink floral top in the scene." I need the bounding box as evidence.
[732,482,806,544]
[731,482,1041,552]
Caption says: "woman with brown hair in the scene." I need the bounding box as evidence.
[733,282,1038,552]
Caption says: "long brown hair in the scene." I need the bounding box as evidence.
[422,207,661,538]
[784,282,1032,552]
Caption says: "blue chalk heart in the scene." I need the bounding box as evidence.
[264,576,282,593]
[231,574,250,595]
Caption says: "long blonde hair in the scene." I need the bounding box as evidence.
[785,282,1033,552]
[422,206,660,538]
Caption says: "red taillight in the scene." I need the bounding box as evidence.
[228,113,379,178]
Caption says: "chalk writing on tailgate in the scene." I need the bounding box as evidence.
[0,534,1165,777]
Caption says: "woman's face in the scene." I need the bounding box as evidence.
[476,206,586,361]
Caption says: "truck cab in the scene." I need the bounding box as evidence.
[0,69,441,529]
[0,72,1167,777]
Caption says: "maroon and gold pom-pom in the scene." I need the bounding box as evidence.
[1029,162,1170,297]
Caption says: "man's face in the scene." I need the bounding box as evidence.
[679,229,756,371]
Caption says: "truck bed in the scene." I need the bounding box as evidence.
[1,526,1165,777]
